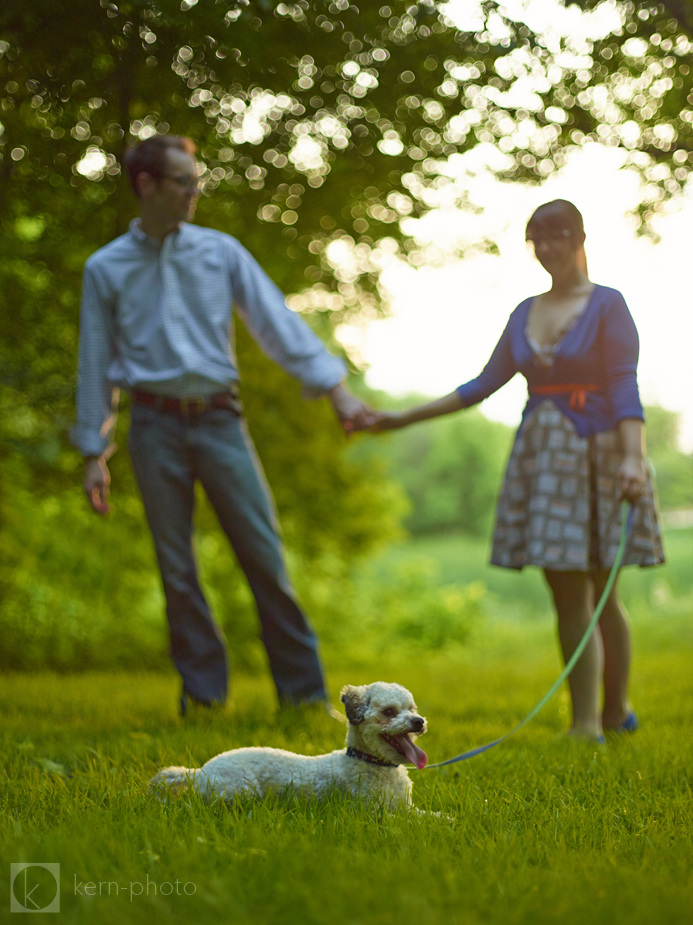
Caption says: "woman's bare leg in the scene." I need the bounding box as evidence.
[544,569,604,739]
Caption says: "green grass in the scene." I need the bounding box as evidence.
[1,528,691,924]
[1,631,691,922]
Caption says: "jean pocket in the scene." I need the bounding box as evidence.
[209,404,242,426]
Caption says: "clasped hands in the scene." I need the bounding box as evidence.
[328,384,400,434]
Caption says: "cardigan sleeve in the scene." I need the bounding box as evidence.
[455,313,518,408]
[601,290,644,423]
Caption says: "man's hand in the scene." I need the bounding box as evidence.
[84,456,111,514]
[328,383,378,434]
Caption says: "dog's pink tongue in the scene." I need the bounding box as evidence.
[397,735,428,770]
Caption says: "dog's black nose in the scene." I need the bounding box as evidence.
[410,716,425,732]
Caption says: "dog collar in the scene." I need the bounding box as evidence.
[346,746,397,768]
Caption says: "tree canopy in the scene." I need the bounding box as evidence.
[0,0,690,543]
[1,1,690,668]
[1,1,690,302]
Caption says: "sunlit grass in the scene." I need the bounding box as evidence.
[2,528,690,923]
[1,602,691,925]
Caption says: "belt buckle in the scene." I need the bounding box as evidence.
[180,396,207,416]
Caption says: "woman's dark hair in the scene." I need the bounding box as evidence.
[526,199,585,243]
[122,135,197,196]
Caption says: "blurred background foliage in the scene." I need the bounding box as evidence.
[0,0,691,671]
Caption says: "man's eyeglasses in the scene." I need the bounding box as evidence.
[162,174,201,191]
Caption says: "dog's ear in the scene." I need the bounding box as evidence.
[340,685,369,726]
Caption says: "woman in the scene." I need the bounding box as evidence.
[369,199,664,741]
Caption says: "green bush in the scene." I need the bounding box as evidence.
[295,556,487,665]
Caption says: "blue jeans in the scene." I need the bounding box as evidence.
[128,402,327,706]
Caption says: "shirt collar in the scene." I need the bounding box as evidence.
[129,219,189,249]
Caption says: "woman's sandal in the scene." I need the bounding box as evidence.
[605,710,639,734]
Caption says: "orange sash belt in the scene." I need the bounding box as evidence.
[531,383,599,412]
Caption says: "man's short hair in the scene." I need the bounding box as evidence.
[123,135,197,196]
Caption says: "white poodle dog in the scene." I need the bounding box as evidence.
[150,682,428,811]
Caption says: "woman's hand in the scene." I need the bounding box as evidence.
[368,391,466,433]
[617,454,647,504]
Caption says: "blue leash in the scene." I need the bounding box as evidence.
[426,501,635,769]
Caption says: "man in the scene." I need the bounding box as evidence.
[72,134,373,716]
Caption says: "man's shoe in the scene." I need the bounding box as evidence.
[180,692,225,718]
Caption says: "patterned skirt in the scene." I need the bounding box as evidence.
[491,402,665,571]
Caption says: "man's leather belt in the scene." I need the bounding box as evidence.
[132,388,240,416]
